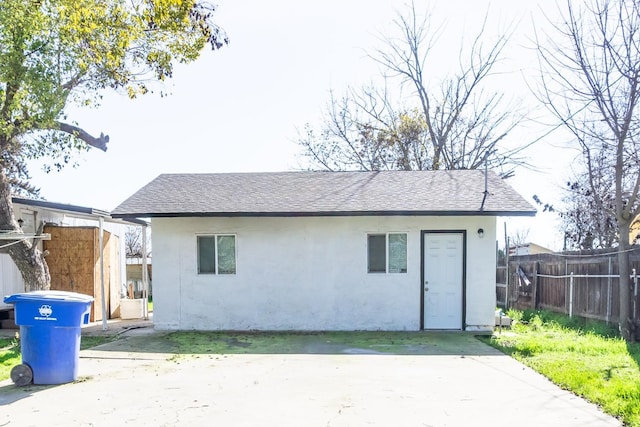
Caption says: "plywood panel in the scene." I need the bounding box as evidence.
[110,235,121,319]
[44,225,116,322]
[93,231,111,322]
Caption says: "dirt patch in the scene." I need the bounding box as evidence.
[150,331,501,356]
[225,337,252,348]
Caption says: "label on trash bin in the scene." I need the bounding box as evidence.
[34,304,58,321]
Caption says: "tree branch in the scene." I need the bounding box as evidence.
[61,72,85,91]
[56,122,109,151]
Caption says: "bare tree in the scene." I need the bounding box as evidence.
[299,3,526,177]
[560,161,618,250]
[124,226,150,258]
[509,228,531,248]
[125,226,142,258]
[536,0,640,340]
[299,88,431,171]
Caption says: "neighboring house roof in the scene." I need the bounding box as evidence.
[13,197,111,216]
[631,214,640,244]
[13,197,148,226]
[111,170,536,218]
[509,243,555,256]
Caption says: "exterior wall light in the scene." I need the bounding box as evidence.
[477,228,484,238]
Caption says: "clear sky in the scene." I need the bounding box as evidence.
[26,0,574,251]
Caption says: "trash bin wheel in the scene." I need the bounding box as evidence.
[10,364,33,386]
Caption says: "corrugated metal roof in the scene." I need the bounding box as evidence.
[111,170,536,218]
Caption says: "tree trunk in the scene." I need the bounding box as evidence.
[618,220,632,341]
[0,169,50,292]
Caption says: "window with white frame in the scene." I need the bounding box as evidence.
[197,235,236,274]
[367,233,407,273]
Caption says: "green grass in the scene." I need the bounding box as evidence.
[484,310,640,427]
[166,331,418,354]
[0,334,118,382]
[0,336,20,382]
[165,330,475,355]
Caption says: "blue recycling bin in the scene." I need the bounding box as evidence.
[3,291,94,385]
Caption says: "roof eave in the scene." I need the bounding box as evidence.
[13,197,109,216]
[14,197,149,226]
[112,209,537,219]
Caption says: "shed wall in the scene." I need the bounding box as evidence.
[152,215,496,331]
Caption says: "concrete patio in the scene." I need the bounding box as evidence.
[0,328,622,427]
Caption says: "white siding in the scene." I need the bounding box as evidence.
[0,256,23,308]
[152,215,496,331]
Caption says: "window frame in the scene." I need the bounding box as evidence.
[367,232,408,274]
[197,234,237,275]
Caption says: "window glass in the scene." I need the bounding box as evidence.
[197,236,216,274]
[368,234,386,273]
[388,233,407,273]
[217,235,236,274]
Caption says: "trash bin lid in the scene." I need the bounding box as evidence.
[4,290,94,305]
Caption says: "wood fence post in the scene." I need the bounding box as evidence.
[607,257,612,323]
[508,259,514,310]
[505,237,510,310]
[633,268,638,324]
[569,272,574,318]
[565,258,569,316]
[532,261,539,311]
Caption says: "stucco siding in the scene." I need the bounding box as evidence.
[151,215,496,331]
[464,218,497,331]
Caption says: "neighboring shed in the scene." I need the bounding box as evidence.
[126,257,153,299]
[112,170,536,332]
[0,198,147,324]
[509,242,555,256]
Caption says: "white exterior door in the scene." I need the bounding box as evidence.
[423,232,464,330]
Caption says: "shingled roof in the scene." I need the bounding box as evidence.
[111,170,536,218]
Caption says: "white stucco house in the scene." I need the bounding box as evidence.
[112,170,535,332]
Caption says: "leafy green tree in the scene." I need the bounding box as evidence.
[0,0,227,291]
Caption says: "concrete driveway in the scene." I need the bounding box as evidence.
[0,329,622,427]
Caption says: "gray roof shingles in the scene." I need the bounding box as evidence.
[111,170,536,218]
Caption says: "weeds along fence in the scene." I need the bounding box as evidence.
[496,249,640,324]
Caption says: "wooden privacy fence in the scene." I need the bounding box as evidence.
[496,251,640,324]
